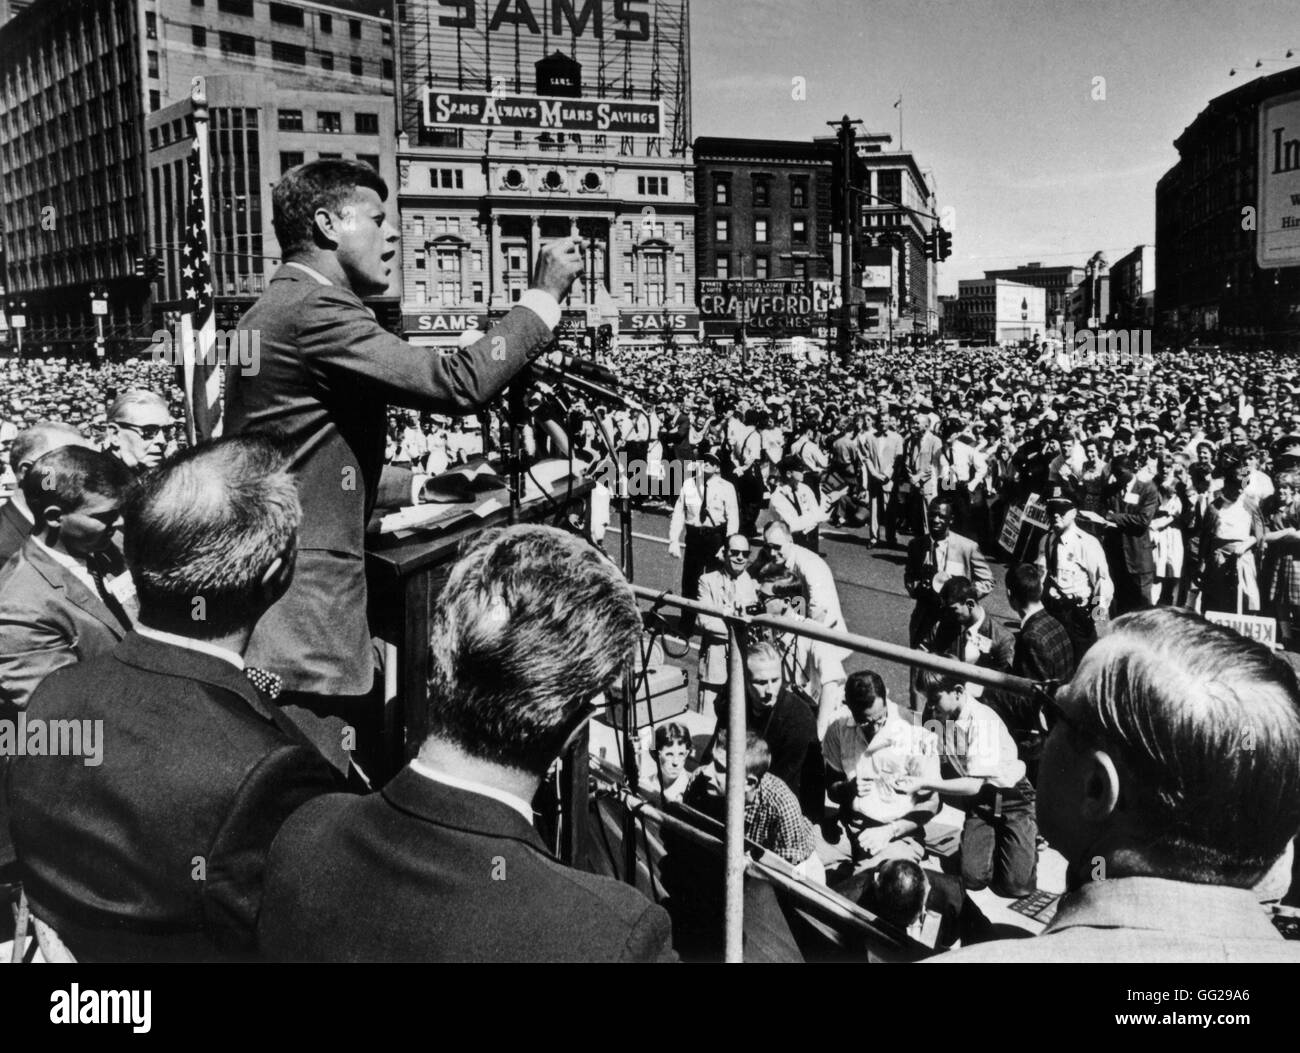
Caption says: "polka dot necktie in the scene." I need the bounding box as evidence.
[245,667,283,701]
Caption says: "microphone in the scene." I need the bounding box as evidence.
[531,357,643,413]
[544,351,622,390]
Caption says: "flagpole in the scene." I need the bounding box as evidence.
[189,75,223,443]
[897,93,903,150]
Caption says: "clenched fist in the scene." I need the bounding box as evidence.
[532,237,587,303]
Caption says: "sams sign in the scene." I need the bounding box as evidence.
[437,0,651,40]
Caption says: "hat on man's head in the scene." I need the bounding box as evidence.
[697,449,721,467]
[778,454,805,473]
[1044,482,1076,512]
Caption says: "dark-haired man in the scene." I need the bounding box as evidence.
[0,421,92,564]
[938,610,1300,962]
[8,436,345,962]
[224,159,586,728]
[258,525,673,962]
[0,447,135,712]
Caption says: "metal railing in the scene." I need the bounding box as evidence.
[605,583,1044,963]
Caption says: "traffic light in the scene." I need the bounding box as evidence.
[146,255,163,281]
[134,255,146,277]
[937,226,953,262]
[923,229,938,261]
[597,324,613,352]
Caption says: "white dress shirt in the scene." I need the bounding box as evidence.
[668,473,739,545]
[135,624,245,670]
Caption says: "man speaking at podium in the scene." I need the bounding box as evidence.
[225,159,583,728]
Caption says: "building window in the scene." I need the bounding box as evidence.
[382,24,393,46]
[192,0,204,7]
[412,216,425,237]
[755,257,769,278]
[270,2,303,26]
[753,178,769,207]
[791,181,806,208]
[280,151,304,173]
[320,12,332,32]
[382,59,394,80]
[349,18,361,38]
[355,112,379,134]
[218,0,253,14]
[272,42,307,66]
[319,51,334,70]
[278,109,303,131]
[415,252,426,269]
[357,154,379,171]
[414,281,426,304]
[638,175,668,196]
[472,250,483,271]
[716,218,729,242]
[351,56,363,77]
[438,168,463,188]
[623,282,634,302]
[755,218,769,243]
[714,178,729,205]
[146,12,157,38]
[220,32,256,56]
[623,221,633,239]
[192,26,207,47]
[792,217,807,243]
[147,50,159,77]
[675,283,685,303]
[674,253,685,274]
[674,222,684,241]
[317,111,342,134]
[150,90,161,111]
[472,281,484,303]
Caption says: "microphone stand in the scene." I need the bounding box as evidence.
[506,379,529,522]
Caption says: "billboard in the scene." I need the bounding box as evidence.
[425,90,662,135]
[402,0,690,153]
[697,279,820,335]
[1258,89,1300,269]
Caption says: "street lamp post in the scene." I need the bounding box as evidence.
[90,285,108,360]
[9,299,26,357]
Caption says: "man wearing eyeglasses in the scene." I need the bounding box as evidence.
[936,609,1300,962]
[105,390,175,475]
[820,671,940,875]
[695,532,757,717]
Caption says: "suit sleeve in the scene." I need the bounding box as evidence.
[299,287,555,413]
[201,744,346,952]
[0,608,77,711]
[967,542,994,598]
[621,902,678,962]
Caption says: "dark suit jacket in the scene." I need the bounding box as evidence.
[223,265,555,694]
[0,536,130,713]
[258,766,675,962]
[1103,478,1160,577]
[6,632,345,962]
[0,497,30,565]
[746,688,824,820]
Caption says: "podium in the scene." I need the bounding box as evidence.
[364,479,594,780]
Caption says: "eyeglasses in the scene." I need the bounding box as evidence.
[114,421,174,441]
[727,549,750,558]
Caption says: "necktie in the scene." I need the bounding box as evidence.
[245,666,283,700]
[88,555,132,632]
[700,476,711,525]
[1048,533,1061,582]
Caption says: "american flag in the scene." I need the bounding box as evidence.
[178,135,222,444]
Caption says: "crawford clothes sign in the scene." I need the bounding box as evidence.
[696,280,818,334]
[424,90,663,136]
[1258,89,1300,269]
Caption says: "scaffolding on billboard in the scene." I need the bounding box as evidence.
[395,0,691,156]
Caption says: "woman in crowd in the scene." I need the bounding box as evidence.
[1262,470,1300,648]
[1149,457,1185,606]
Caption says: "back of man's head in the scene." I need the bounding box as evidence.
[9,421,89,480]
[123,435,300,639]
[426,525,641,775]
[1006,563,1044,610]
[938,574,979,607]
[869,859,928,932]
[22,446,132,527]
[1052,608,1300,886]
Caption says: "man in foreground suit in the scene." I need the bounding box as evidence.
[224,159,585,731]
[7,436,345,962]
[258,525,676,962]
[938,609,1300,963]
[0,421,91,564]
[0,446,135,712]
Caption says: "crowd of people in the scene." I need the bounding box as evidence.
[0,156,1298,962]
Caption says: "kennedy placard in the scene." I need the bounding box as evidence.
[1203,611,1278,647]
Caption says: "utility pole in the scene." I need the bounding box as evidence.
[829,115,862,366]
